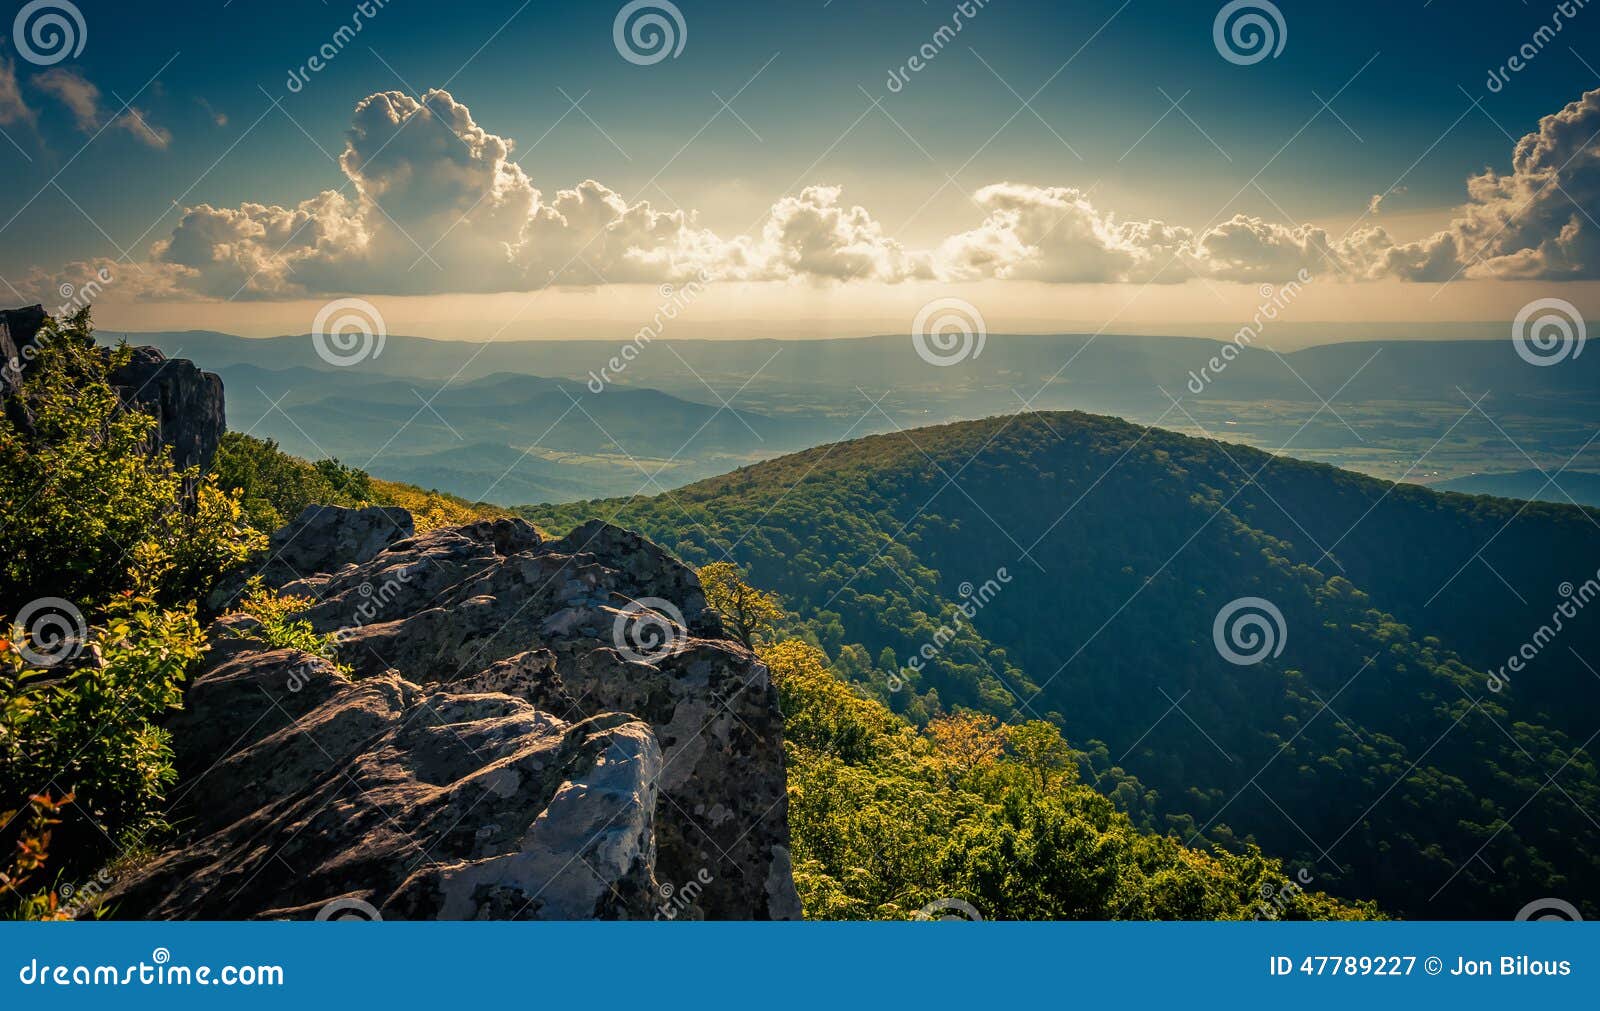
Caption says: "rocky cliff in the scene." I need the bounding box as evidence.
[1,304,224,472]
[109,506,802,920]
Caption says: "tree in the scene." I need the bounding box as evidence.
[698,561,785,649]
[1006,720,1076,789]
[927,711,1005,778]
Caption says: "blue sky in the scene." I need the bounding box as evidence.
[1,0,1597,336]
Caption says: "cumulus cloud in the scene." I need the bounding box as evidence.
[33,67,170,148]
[43,84,1600,300]
[1379,87,1600,280]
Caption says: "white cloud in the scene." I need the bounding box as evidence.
[1381,87,1600,281]
[44,85,1600,300]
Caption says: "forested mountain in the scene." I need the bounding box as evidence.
[525,412,1600,919]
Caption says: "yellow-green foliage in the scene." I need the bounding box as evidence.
[212,431,509,536]
[764,638,1378,921]
[0,309,252,916]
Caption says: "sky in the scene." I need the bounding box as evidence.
[1,0,1598,339]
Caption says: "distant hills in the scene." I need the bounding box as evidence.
[110,328,1599,504]
[525,411,1600,919]
[1434,470,1600,507]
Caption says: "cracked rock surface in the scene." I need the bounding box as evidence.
[109,511,801,921]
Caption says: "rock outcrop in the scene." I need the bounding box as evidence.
[109,510,801,921]
[1,304,224,472]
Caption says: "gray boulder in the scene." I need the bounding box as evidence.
[110,509,800,921]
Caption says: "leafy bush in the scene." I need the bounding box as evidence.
[0,309,263,613]
[0,309,257,915]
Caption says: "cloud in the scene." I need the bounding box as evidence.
[0,56,34,128]
[33,67,171,148]
[44,85,1600,301]
[1379,87,1600,280]
[33,67,97,130]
